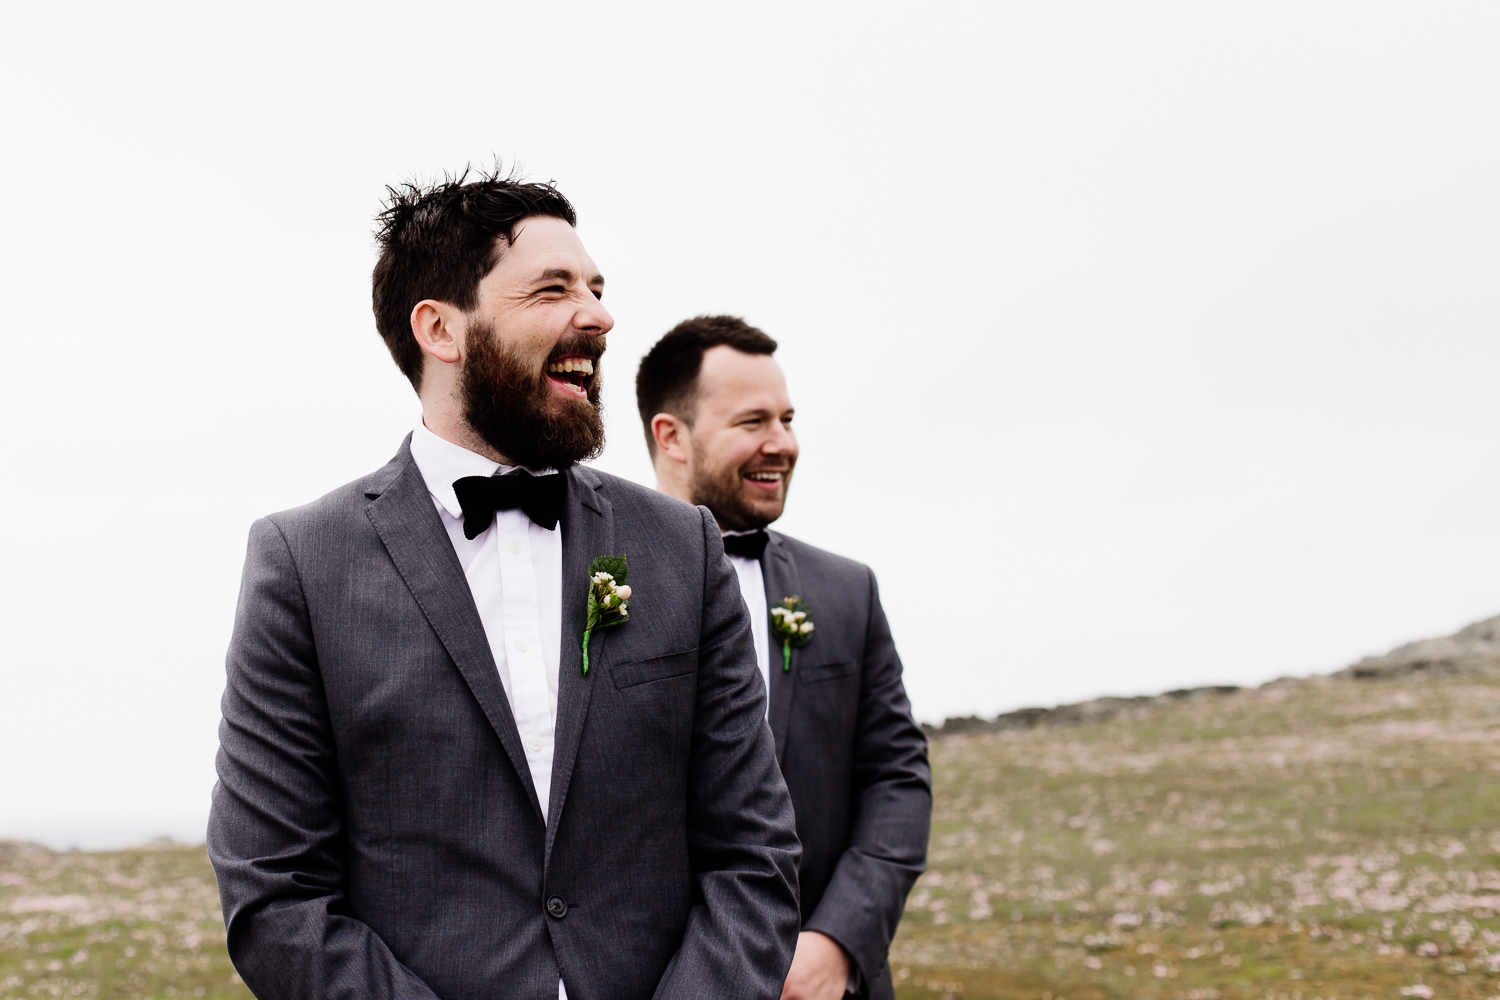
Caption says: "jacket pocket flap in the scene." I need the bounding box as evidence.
[611,648,698,689]
[796,660,859,685]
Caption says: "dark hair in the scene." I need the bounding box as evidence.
[372,167,578,390]
[635,315,778,457]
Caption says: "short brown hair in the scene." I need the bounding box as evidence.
[634,315,778,458]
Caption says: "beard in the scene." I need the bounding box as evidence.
[459,320,606,470]
[687,450,792,532]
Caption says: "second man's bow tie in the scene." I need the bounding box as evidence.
[453,472,566,538]
[721,529,769,560]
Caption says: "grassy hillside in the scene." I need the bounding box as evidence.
[0,842,241,999]
[892,674,1500,999]
[3,672,1498,999]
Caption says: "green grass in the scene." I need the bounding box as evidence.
[892,675,1500,999]
[0,844,245,999]
[5,674,1499,999]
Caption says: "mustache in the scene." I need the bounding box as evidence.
[546,334,606,365]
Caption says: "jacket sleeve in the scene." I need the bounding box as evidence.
[652,508,803,1000]
[802,568,932,989]
[207,518,441,1000]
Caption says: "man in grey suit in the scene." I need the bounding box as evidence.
[208,175,801,1000]
[636,317,931,1000]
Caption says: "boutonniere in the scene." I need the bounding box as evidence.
[769,596,814,673]
[582,556,630,676]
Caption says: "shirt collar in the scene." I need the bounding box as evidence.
[409,421,557,520]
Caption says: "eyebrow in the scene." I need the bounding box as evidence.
[536,267,605,289]
[731,405,794,420]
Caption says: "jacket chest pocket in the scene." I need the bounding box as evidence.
[610,648,698,689]
[796,660,858,685]
[596,648,698,765]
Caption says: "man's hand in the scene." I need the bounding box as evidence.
[780,930,852,1000]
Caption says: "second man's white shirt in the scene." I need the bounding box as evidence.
[723,531,770,707]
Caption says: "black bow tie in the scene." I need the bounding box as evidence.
[452,472,566,538]
[721,530,769,560]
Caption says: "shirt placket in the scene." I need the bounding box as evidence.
[496,513,555,822]
[729,556,771,715]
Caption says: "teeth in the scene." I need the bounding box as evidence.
[746,472,782,481]
[548,358,595,375]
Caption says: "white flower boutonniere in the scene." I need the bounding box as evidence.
[769,596,814,673]
[582,555,630,676]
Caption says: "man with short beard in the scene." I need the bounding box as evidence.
[637,317,931,1000]
[208,175,801,1000]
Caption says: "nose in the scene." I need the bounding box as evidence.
[762,419,797,458]
[576,294,614,338]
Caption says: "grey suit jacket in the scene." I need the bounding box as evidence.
[208,439,801,1000]
[762,531,930,1000]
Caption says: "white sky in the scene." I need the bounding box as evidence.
[2,1,1497,848]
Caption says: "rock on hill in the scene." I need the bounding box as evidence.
[927,610,1500,737]
[1336,612,1500,679]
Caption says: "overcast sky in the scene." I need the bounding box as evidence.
[2,1,1497,848]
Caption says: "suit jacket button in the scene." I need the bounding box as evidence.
[546,894,568,919]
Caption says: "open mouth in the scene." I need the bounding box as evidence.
[546,357,595,398]
[743,470,785,491]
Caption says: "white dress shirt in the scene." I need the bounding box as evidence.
[723,532,770,709]
[410,424,590,1000]
[409,422,563,821]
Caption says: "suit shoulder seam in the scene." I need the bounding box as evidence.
[259,515,313,619]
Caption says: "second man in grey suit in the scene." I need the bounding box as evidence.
[637,316,931,1000]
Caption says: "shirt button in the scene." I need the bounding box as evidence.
[516,639,530,653]
[529,737,543,753]
[508,540,522,555]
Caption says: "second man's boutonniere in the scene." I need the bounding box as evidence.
[769,596,814,673]
[582,555,631,676]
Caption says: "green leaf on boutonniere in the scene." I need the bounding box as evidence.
[769,595,813,673]
[582,555,630,676]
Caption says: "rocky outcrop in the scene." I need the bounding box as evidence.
[925,612,1500,737]
[922,685,1243,737]
[1338,614,1500,680]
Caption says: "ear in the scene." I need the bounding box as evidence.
[651,413,692,465]
[411,299,465,367]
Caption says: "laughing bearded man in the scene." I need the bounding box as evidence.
[208,174,801,1000]
[636,316,931,1000]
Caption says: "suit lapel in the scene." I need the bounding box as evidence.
[546,464,612,864]
[364,440,543,822]
[762,531,801,765]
